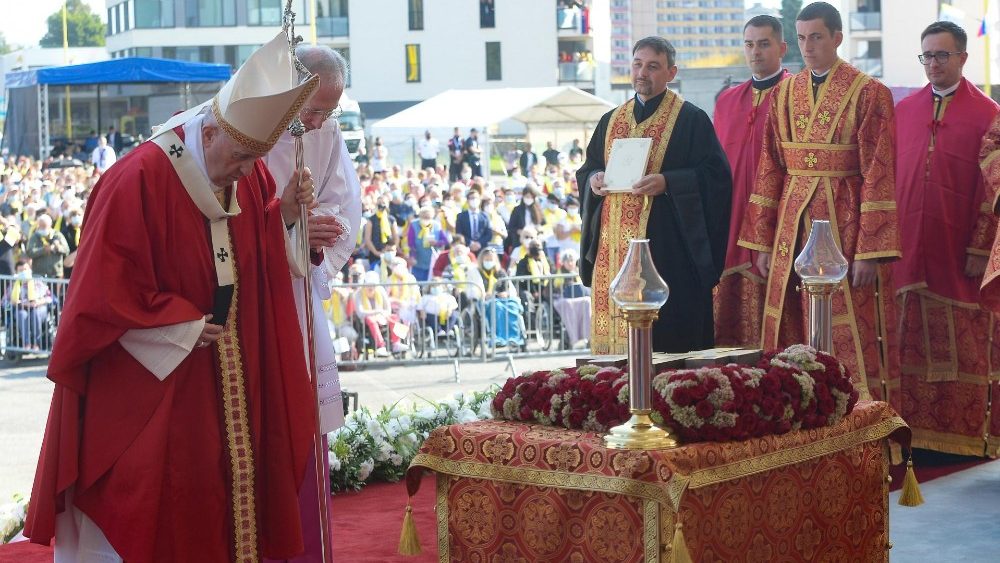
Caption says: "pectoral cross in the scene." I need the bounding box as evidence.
[216,248,229,262]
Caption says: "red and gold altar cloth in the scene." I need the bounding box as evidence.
[406,401,908,562]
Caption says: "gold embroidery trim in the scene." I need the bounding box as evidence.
[860,201,897,212]
[211,75,317,155]
[686,416,908,489]
[216,237,259,563]
[643,498,660,563]
[981,147,1000,171]
[436,472,450,563]
[980,201,995,214]
[781,142,859,151]
[749,194,779,208]
[786,169,860,178]
[409,453,676,507]
[967,247,991,257]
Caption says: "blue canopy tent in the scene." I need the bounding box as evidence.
[4,57,231,159]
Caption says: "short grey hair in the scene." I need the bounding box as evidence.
[295,45,348,91]
[632,36,676,67]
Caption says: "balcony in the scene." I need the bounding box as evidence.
[851,57,883,77]
[316,16,349,38]
[558,61,594,84]
[849,12,881,32]
[557,6,588,34]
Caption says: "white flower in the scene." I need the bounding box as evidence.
[358,459,374,481]
[327,452,342,472]
[389,453,404,466]
[366,418,385,440]
[457,408,479,424]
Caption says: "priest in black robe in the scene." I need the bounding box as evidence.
[577,36,731,354]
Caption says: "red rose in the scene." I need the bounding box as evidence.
[672,387,694,407]
[695,400,715,418]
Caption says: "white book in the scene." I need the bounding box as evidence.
[603,137,653,193]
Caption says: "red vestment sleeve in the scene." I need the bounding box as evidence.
[854,81,901,261]
[737,89,785,253]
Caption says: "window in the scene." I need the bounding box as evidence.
[408,0,423,31]
[480,0,495,28]
[185,0,236,27]
[162,46,177,59]
[485,42,501,81]
[124,2,131,31]
[135,47,153,57]
[107,8,113,35]
[225,45,258,69]
[405,44,421,83]
[136,0,175,28]
[115,5,121,34]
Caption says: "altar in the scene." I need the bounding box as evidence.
[405,400,909,562]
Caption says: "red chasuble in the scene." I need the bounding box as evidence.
[894,80,1000,456]
[895,79,999,304]
[25,128,316,562]
[980,113,1000,312]
[713,71,788,347]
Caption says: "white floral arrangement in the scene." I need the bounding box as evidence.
[329,388,496,492]
[1,495,27,544]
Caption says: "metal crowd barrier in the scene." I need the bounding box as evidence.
[328,272,591,370]
[0,274,69,361]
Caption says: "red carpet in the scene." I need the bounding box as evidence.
[0,473,439,563]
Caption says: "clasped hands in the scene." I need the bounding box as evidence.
[279,167,345,249]
[589,171,666,197]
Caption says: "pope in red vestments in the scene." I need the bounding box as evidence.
[738,8,901,407]
[713,15,790,347]
[25,33,325,562]
[895,56,999,456]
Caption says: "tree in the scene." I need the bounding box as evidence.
[40,0,105,48]
[781,0,803,65]
[0,32,12,55]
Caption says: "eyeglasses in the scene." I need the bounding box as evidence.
[917,51,964,65]
[301,104,343,121]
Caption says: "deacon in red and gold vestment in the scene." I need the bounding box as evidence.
[978,109,1000,456]
[713,14,790,347]
[738,3,901,405]
[578,36,732,354]
[25,33,333,562]
[894,21,1000,457]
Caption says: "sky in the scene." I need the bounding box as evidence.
[2,0,106,49]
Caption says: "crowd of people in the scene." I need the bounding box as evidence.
[323,131,593,359]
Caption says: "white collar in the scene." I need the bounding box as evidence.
[811,68,832,78]
[753,68,785,82]
[932,81,961,97]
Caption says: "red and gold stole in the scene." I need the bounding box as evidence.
[591,91,683,355]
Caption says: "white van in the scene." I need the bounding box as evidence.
[337,94,365,161]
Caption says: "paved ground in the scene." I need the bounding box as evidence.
[0,352,587,504]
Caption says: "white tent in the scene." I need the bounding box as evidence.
[371,86,615,176]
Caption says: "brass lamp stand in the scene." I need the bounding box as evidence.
[604,240,678,450]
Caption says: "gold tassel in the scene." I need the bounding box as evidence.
[670,521,692,563]
[897,458,925,507]
[397,502,422,555]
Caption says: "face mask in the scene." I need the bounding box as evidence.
[554,189,565,199]
[363,210,374,219]
[18,269,31,280]
[70,215,82,227]
[391,190,402,200]
[36,228,50,237]
[430,286,443,295]
[382,251,396,262]
[505,195,517,204]
[461,172,472,180]
[455,254,468,264]
[482,260,496,270]
[522,198,534,206]
[467,199,480,210]
[444,201,455,209]
[567,207,579,216]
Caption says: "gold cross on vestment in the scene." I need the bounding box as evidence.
[805,152,818,168]
[796,115,808,129]
[778,240,790,257]
[818,111,832,125]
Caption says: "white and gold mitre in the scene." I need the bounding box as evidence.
[151,32,318,153]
